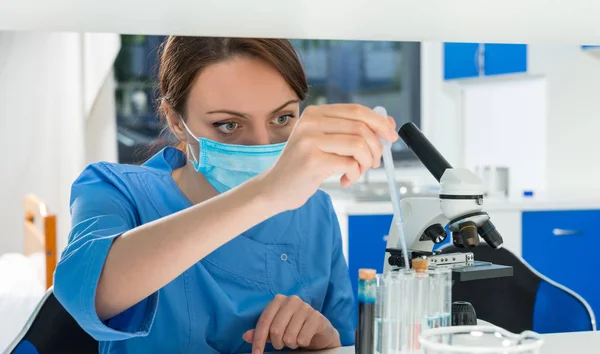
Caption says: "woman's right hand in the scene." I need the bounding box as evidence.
[260,104,398,211]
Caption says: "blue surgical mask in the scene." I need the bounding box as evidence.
[180,119,285,193]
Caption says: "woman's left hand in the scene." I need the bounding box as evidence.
[242,294,341,353]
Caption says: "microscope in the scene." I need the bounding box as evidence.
[383,122,513,282]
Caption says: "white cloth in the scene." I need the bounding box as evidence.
[0,253,45,352]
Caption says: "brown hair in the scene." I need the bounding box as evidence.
[157,36,309,150]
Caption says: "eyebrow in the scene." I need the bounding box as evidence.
[206,99,300,118]
[269,99,300,114]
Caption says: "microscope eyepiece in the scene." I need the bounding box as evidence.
[478,220,504,249]
[398,122,453,182]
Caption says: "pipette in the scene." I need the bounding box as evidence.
[373,106,409,270]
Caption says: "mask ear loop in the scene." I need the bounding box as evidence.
[178,116,200,164]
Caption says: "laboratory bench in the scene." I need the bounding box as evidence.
[329,194,600,322]
[257,330,600,353]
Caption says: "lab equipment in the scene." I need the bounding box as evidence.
[53,147,355,353]
[357,268,377,354]
[180,118,286,193]
[370,259,452,354]
[419,326,544,354]
[383,122,513,282]
[451,302,477,326]
[427,268,452,329]
[374,106,409,270]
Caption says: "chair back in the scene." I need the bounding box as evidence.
[6,288,98,354]
[440,244,596,333]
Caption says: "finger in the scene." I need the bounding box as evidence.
[243,329,253,343]
[308,104,398,142]
[316,134,374,175]
[297,312,327,348]
[269,296,304,350]
[315,152,361,187]
[253,295,285,354]
[303,117,383,168]
[283,303,313,349]
[243,330,272,344]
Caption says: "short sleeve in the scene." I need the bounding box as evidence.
[320,195,356,346]
[53,164,159,342]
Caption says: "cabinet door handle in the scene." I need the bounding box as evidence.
[552,228,581,236]
[474,43,485,76]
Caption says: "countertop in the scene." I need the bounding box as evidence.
[325,190,600,215]
[261,330,600,353]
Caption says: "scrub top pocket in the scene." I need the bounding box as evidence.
[266,244,305,298]
[202,235,269,285]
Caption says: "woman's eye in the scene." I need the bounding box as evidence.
[215,122,239,134]
[273,114,294,126]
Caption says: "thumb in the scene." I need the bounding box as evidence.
[243,329,254,343]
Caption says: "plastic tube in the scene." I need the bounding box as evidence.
[437,268,453,328]
[413,259,430,352]
[399,270,416,353]
[382,273,397,354]
[373,106,410,270]
[373,274,385,354]
[357,269,377,354]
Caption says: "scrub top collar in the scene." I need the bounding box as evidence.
[143,147,187,174]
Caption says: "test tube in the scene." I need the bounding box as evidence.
[373,274,386,354]
[382,273,398,354]
[437,268,452,327]
[357,269,377,354]
[425,270,441,331]
[399,270,416,353]
[412,258,430,352]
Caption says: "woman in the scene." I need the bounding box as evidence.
[54,36,398,354]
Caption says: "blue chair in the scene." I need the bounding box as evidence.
[5,287,98,354]
[440,244,596,334]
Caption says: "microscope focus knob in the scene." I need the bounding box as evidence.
[424,224,447,244]
[452,301,477,326]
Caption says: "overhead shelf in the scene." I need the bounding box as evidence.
[582,46,600,61]
[1,0,600,44]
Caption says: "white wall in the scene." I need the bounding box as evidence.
[419,42,600,198]
[528,44,600,196]
[0,31,119,254]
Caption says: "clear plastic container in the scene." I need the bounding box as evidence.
[419,325,544,354]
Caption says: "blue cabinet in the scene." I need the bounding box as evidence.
[347,214,392,300]
[522,210,600,317]
[444,43,527,80]
[443,43,481,80]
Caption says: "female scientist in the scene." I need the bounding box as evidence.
[54,36,398,354]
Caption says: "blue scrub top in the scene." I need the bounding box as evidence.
[53,147,356,354]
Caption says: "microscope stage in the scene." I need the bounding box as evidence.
[445,261,514,282]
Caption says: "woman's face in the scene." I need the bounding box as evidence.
[181,56,301,145]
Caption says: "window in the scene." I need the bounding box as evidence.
[290,40,421,159]
[113,36,421,164]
